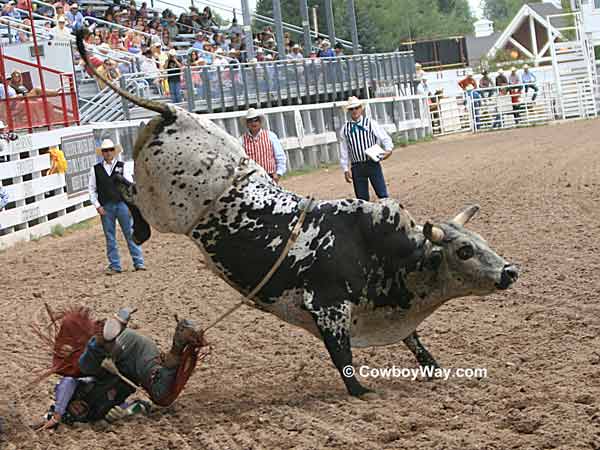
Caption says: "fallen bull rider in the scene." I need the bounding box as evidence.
[35,307,207,430]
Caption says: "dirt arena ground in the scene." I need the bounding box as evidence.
[1,120,599,450]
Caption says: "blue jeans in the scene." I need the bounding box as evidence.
[351,161,389,201]
[100,201,144,271]
[168,79,182,103]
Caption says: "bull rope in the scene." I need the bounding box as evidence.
[178,166,316,333]
[202,194,316,333]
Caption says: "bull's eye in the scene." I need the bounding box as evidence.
[457,245,474,260]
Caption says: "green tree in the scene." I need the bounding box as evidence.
[482,0,541,30]
[255,0,474,53]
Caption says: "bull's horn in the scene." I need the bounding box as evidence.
[423,222,445,243]
[452,204,480,226]
[75,29,174,121]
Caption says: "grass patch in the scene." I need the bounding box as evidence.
[392,132,434,147]
[66,218,97,233]
[51,224,65,237]
[283,162,338,179]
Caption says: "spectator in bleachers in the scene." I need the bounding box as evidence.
[52,15,72,41]
[0,79,17,99]
[140,48,161,91]
[165,49,183,103]
[97,58,121,90]
[478,70,494,98]
[65,3,84,31]
[165,16,179,41]
[288,44,303,60]
[318,39,335,58]
[199,6,218,30]
[228,16,241,35]
[83,5,96,19]
[509,66,521,87]
[522,64,538,101]
[213,48,227,66]
[138,2,149,20]
[213,33,229,52]
[150,41,167,68]
[108,28,121,49]
[192,32,205,50]
[334,43,344,57]
[2,1,21,20]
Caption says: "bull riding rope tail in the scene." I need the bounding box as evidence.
[199,195,316,333]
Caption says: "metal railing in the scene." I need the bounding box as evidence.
[429,82,559,136]
[79,52,415,122]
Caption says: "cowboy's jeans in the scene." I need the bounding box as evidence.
[100,201,144,271]
[351,161,389,201]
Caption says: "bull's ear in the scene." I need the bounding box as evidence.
[452,204,480,226]
[423,222,445,243]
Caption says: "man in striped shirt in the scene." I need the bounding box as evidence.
[339,97,393,201]
[240,109,287,183]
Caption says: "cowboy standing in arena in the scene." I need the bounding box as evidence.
[339,96,393,201]
[240,108,287,183]
[88,139,146,275]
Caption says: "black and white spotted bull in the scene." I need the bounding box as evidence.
[77,32,519,397]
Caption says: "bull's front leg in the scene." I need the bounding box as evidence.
[306,296,371,397]
[403,330,440,371]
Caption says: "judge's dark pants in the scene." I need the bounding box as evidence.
[351,161,389,202]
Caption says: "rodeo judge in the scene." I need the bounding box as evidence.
[88,139,146,275]
[339,96,393,201]
[240,108,287,183]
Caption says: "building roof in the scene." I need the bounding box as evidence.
[527,2,569,28]
[466,31,503,64]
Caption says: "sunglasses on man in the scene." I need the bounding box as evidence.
[348,106,361,111]
[246,118,261,124]
[101,148,115,153]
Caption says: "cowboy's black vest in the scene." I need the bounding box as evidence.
[94,161,125,206]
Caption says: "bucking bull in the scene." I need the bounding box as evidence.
[77,32,518,398]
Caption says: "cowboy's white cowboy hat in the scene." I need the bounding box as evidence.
[292,44,301,50]
[96,138,122,156]
[240,108,266,127]
[321,39,330,47]
[344,96,364,111]
[523,64,529,69]
[168,49,177,56]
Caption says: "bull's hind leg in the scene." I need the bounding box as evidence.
[403,331,440,371]
[304,293,371,397]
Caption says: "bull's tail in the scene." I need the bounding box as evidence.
[75,29,174,121]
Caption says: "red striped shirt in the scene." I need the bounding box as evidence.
[242,129,276,174]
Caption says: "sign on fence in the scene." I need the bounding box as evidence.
[62,132,97,195]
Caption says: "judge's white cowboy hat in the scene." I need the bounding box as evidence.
[96,138,122,156]
[240,108,266,127]
[321,39,331,48]
[344,96,364,111]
